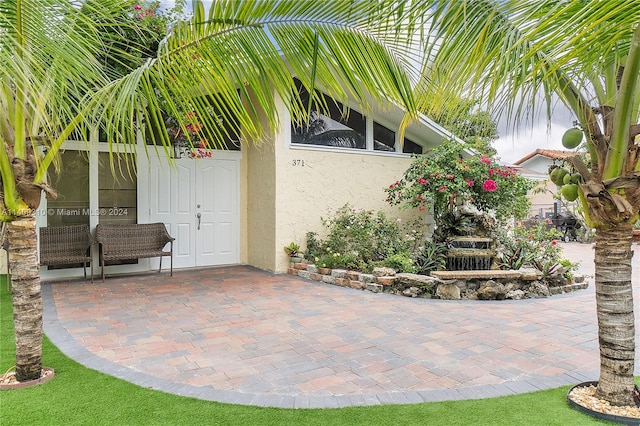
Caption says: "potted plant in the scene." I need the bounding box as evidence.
[284,242,303,263]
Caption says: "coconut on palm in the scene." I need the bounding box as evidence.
[562,128,583,149]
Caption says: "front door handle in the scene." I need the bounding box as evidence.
[196,212,201,230]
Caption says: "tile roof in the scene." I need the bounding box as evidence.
[512,149,576,165]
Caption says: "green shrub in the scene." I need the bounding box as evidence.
[305,231,322,260]
[308,204,428,272]
[383,252,417,273]
[415,241,448,274]
[496,220,564,272]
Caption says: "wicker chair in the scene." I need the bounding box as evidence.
[95,223,174,281]
[39,224,94,281]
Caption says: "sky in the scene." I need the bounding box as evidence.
[494,105,577,164]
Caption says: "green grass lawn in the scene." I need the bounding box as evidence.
[0,276,626,425]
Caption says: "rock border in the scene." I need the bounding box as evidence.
[288,262,588,300]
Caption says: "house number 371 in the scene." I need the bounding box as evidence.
[292,159,305,166]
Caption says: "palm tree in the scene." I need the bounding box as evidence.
[412,0,639,407]
[0,0,421,382]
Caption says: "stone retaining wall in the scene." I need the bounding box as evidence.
[288,261,588,300]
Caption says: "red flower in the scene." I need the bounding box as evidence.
[418,178,428,185]
[466,179,474,187]
[551,240,557,245]
[446,174,454,180]
[480,155,492,165]
[438,185,447,192]
[482,179,498,192]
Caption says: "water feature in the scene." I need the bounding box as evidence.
[446,237,496,270]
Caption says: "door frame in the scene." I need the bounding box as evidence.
[146,150,242,270]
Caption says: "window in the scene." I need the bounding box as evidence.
[291,79,366,149]
[403,138,423,154]
[98,152,137,225]
[47,151,90,226]
[374,122,396,152]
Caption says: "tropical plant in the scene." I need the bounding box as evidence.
[414,241,448,274]
[413,0,640,406]
[386,140,534,227]
[0,0,423,382]
[495,221,563,272]
[283,242,300,257]
[382,252,417,273]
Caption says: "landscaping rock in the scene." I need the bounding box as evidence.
[402,286,421,297]
[477,280,506,300]
[307,264,318,274]
[335,278,349,287]
[298,270,311,279]
[350,280,365,290]
[506,289,525,300]
[346,271,361,281]
[396,273,441,291]
[359,274,376,283]
[526,280,550,298]
[331,269,347,278]
[372,267,396,277]
[366,283,383,293]
[436,283,461,300]
[519,268,540,281]
[322,275,335,285]
[376,276,396,286]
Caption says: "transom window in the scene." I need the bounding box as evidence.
[291,79,366,149]
[373,121,395,151]
[290,79,425,154]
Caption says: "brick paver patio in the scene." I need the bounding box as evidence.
[42,242,640,408]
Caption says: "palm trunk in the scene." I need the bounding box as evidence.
[593,223,637,406]
[8,215,42,382]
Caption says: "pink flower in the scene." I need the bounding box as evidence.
[482,179,497,192]
[446,174,454,180]
[438,185,447,192]
[480,155,492,165]
[133,4,142,10]
[418,178,428,185]
[466,180,474,187]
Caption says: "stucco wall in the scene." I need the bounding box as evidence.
[243,94,436,273]
[273,144,424,272]
[245,140,278,271]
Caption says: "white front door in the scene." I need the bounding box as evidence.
[149,156,239,268]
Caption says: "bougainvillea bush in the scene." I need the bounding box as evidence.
[385,140,534,224]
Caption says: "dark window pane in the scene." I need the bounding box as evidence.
[47,151,90,226]
[374,122,395,151]
[403,138,423,154]
[98,152,137,225]
[291,79,366,149]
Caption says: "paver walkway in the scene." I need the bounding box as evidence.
[42,242,640,408]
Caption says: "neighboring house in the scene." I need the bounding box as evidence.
[32,79,458,279]
[512,149,576,219]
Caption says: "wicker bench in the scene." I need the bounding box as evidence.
[96,223,175,281]
[39,224,94,281]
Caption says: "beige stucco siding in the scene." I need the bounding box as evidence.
[243,92,439,274]
[272,144,423,272]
